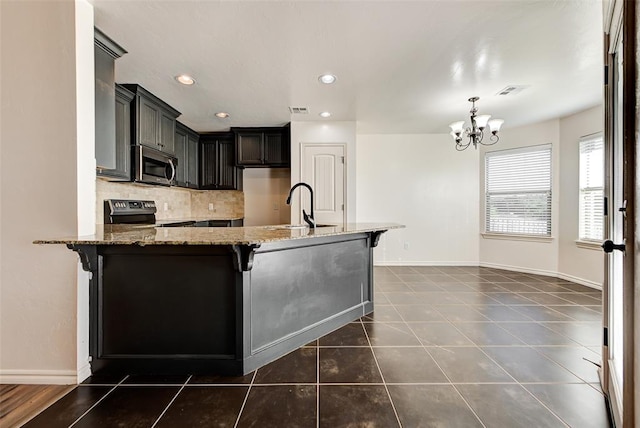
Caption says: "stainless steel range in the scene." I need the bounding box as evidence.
[104,199,157,225]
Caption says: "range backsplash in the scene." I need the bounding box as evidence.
[96,179,244,224]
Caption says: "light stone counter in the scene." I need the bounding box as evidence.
[34,223,404,246]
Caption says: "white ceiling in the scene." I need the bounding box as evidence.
[90,0,603,134]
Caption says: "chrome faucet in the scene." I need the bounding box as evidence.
[286,182,316,228]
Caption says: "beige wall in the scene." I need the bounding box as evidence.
[478,107,604,288]
[479,119,561,275]
[557,106,604,286]
[242,169,291,226]
[356,134,480,265]
[1,0,94,384]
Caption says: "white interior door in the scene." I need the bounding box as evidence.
[301,143,346,225]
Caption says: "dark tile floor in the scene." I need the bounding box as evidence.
[23,266,611,427]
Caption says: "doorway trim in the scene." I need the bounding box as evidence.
[602,0,637,426]
[300,142,348,226]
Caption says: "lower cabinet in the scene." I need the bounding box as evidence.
[174,122,199,189]
[200,133,243,190]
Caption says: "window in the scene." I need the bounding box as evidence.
[579,133,604,241]
[485,145,552,236]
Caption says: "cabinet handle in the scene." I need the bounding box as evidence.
[168,158,176,183]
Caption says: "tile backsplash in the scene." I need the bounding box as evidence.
[96,179,244,224]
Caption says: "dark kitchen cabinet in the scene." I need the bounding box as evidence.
[174,122,199,189]
[187,132,199,187]
[122,84,180,155]
[233,125,290,167]
[200,133,243,190]
[94,28,127,177]
[97,84,134,180]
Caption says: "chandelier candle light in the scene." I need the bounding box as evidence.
[449,97,504,151]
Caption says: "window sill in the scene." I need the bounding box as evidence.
[481,233,554,243]
[575,240,603,251]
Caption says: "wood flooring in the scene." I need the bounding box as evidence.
[0,384,73,428]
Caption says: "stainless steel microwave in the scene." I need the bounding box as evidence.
[134,145,177,186]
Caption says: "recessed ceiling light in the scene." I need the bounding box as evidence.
[175,74,195,85]
[319,111,331,118]
[215,112,230,118]
[318,74,336,84]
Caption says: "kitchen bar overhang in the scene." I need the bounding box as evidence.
[35,223,403,375]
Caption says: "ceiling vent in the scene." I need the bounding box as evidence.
[496,85,529,96]
[289,106,309,114]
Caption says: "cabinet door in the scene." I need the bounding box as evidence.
[236,132,263,165]
[187,133,199,188]
[94,45,116,169]
[138,97,159,148]
[113,90,131,179]
[264,131,286,165]
[159,111,175,154]
[200,141,218,190]
[218,139,239,189]
[174,126,187,187]
[97,86,132,180]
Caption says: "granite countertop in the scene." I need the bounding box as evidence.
[34,223,404,246]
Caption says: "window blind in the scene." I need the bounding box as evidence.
[485,145,552,236]
[579,134,604,241]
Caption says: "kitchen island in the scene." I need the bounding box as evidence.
[36,223,402,375]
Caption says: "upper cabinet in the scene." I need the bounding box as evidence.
[121,84,181,155]
[94,28,127,177]
[174,122,199,189]
[233,125,290,167]
[97,84,134,180]
[200,133,243,190]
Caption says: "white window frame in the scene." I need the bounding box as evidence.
[484,144,552,238]
[578,132,604,245]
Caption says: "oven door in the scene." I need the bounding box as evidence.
[134,145,177,186]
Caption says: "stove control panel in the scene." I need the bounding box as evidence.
[104,199,157,224]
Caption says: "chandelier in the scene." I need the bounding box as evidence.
[449,97,504,151]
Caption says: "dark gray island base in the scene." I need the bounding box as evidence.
[64,226,396,375]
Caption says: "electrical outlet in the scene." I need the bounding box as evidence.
[208,203,214,211]
[163,202,168,212]
[273,203,279,211]
[404,242,409,250]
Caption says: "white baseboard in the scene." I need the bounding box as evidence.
[77,362,92,383]
[479,262,602,290]
[375,260,602,290]
[0,369,81,385]
[556,272,602,290]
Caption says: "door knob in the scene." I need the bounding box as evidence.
[602,240,625,253]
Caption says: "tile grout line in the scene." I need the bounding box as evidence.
[233,370,257,428]
[519,384,572,427]
[316,340,320,428]
[445,309,581,427]
[68,375,130,428]
[150,375,192,428]
[359,318,403,428]
[398,311,487,428]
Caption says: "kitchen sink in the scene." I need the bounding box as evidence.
[262,224,308,230]
[263,224,337,230]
